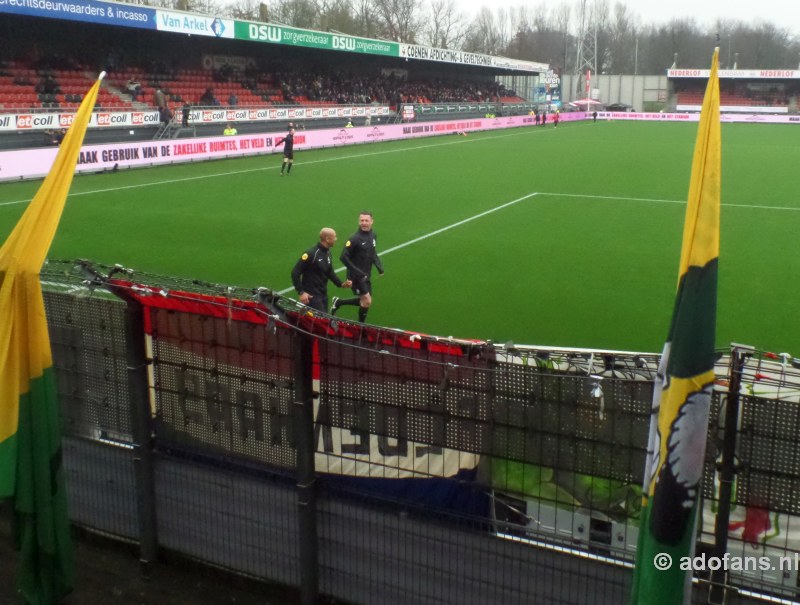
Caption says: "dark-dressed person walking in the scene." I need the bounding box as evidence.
[291,228,351,313]
[332,211,384,323]
[275,127,295,175]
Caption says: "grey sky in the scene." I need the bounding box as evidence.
[455,0,800,35]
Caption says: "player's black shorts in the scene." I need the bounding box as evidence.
[283,151,294,160]
[351,276,372,296]
[307,293,327,313]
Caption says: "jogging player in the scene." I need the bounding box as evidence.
[275,127,295,175]
[291,228,351,313]
[331,211,384,323]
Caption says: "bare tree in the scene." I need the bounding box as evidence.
[605,2,638,73]
[349,0,380,37]
[174,0,227,14]
[224,0,264,20]
[463,7,495,54]
[267,0,319,27]
[713,19,740,69]
[318,0,361,34]
[494,8,512,53]
[588,0,613,73]
[553,2,573,72]
[740,22,796,67]
[372,0,422,42]
[422,0,467,49]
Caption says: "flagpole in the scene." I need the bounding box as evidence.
[630,46,721,605]
[708,344,750,602]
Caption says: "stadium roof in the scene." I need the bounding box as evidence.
[1,0,550,74]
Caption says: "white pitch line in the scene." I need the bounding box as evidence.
[537,191,800,212]
[276,187,800,296]
[0,126,552,208]
[277,191,541,294]
[380,192,541,255]
[538,191,684,205]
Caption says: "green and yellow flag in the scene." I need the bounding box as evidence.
[0,73,103,603]
[630,48,721,605]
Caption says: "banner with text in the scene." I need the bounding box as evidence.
[155,10,233,38]
[0,115,549,181]
[398,44,547,73]
[3,111,796,182]
[668,69,800,79]
[236,22,397,56]
[0,0,155,28]
[0,106,392,133]
[596,111,800,123]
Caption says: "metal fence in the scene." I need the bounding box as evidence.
[40,260,800,605]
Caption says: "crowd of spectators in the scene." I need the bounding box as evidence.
[134,65,520,109]
[1,52,523,113]
[274,70,517,105]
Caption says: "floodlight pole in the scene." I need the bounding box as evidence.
[575,0,597,98]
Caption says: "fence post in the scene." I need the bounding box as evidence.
[293,330,319,605]
[72,262,159,570]
[122,296,159,573]
[708,343,751,604]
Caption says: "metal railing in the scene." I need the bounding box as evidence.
[40,259,800,605]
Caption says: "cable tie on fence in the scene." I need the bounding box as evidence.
[226,286,234,324]
[589,374,605,420]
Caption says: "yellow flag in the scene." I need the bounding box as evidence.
[631,48,721,605]
[0,72,104,603]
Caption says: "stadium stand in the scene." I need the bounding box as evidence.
[0,60,135,111]
[673,80,795,112]
[0,12,531,150]
[1,56,519,114]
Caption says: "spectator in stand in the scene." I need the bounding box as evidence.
[154,88,166,109]
[182,103,191,127]
[126,78,142,101]
[45,128,66,145]
[41,75,58,95]
[228,93,238,106]
[200,87,218,106]
[158,105,172,127]
[216,64,234,82]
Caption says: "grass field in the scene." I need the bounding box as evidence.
[1,120,798,354]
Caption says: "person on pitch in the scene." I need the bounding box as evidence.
[274,127,295,175]
[291,228,351,313]
[331,211,384,324]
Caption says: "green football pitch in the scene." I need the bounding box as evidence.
[1,120,798,354]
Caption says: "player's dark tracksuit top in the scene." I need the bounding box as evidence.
[291,243,343,296]
[278,132,294,154]
[340,229,383,280]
